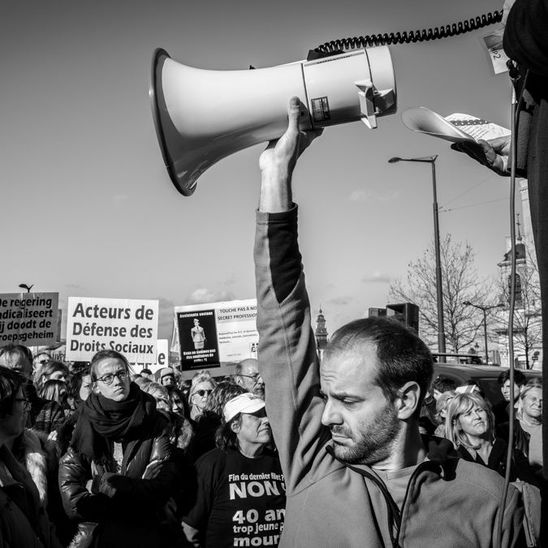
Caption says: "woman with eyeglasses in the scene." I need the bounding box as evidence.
[58,349,192,547]
[0,365,62,547]
[189,371,217,422]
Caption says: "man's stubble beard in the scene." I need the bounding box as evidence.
[332,402,401,465]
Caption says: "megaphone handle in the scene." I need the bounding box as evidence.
[355,79,377,129]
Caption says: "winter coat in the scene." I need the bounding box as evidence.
[58,411,184,547]
[0,445,61,548]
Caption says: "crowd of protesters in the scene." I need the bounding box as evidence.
[0,344,282,547]
[0,328,544,547]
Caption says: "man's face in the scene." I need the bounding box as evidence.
[235,408,271,447]
[161,374,175,387]
[238,360,264,397]
[501,379,519,402]
[320,343,401,466]
[94,358,130,402]
[0,351,32,379]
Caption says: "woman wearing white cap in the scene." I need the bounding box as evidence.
[182,392,285,547]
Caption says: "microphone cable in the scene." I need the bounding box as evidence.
[308,10,502,59]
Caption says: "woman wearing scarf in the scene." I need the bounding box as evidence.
[58,350,188,547]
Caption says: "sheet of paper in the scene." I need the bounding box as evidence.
[401,107,510,144]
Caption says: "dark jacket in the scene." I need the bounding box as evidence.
[0,445,61,548]
[58,411,183,547]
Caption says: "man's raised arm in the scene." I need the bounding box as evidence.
[254,98,326,493]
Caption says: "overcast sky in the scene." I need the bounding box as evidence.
[1,0,517,341]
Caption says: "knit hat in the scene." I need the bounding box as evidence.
[159,367,174,380]
[223,393,265,423]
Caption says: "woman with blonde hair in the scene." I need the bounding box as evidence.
[498,378,543,476]
[188,370,217,422]
[446,391,535,483]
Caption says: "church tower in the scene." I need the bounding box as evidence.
[315,307,328,361]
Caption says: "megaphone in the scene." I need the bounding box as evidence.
[150,47,397,196]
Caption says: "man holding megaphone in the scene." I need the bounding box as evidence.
[253,97,524,547]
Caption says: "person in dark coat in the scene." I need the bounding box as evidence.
[58,350,187,547]
[0,365,61,548]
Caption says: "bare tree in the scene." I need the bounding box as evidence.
[389,234,494,353]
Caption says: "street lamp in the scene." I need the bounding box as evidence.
[18,283,34,293]
[388,155,446,354]
[463,301,504,364]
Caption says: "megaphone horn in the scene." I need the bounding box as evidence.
[150,47,397,196]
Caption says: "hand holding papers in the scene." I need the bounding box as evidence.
[401,107,511,176]
[401,106,510,145]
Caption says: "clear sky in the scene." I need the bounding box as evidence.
[1,0,516,341]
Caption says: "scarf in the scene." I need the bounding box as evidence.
[70,382,157,460]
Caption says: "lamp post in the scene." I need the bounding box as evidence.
[18,283,34,293]
[463,301,503,364]
[388,155,446,354]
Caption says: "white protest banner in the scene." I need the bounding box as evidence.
[173,299,258,371]
[66,297,159,363]
[0,292,59,347]
[132,339,169,375]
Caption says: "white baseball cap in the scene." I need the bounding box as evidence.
[223,393,265,423]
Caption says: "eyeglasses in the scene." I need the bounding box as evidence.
[239,374,262,385]
[15,398,31,410]
[192,389,212,398]
[96,370,128,385]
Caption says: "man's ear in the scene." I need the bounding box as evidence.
[395,381,421,420]
[230,420,240,434]
[91,382,100,395]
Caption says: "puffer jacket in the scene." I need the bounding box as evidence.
[58,411,184,547]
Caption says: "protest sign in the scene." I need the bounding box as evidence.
[0,292,59,347]
[132,339,169,375]
[66,297,159,363]
[173,299,258,371]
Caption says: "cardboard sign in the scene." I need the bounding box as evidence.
[173,299,258,371]
[66,297,159,363]
[0,292,59,346]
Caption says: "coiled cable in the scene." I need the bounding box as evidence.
[308,10,502,59]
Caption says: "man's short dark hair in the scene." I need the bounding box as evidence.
[325,317,433,414]
[432,376,457,394]
[497,369,526,386]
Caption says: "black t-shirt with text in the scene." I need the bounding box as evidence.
[184,448,286,547]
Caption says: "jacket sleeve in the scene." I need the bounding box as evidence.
[504,0,548,77]
[58,448,114,521]
[97,422,179,513]
[254,205,330,494]
[498,484,525,548]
